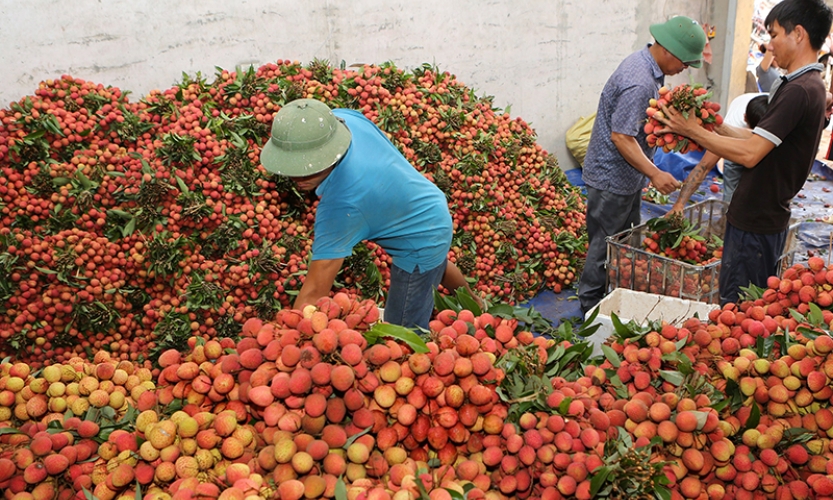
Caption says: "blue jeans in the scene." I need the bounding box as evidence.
[384,259,447,330]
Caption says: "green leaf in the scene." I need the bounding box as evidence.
[123,218,137,237]
[456,288,482,316]
[782,427,813,442]
[789,309,806,324]
[343,426,373,449]
[76,171,93,189]
[335,478,348,500]
[601,345,621,368]
[610,312,629,336]
[655,484,672,500]
[108,209,132,218]
[432,289,459,313]
[99,406,117,420]
[808,302,825,326]
[365,323,429,353]
[618,426,633,448]
[447,489,465,500]
[488,304,514,317]
[798,327,821,340]
[746,401,761,431]
[589,466,613,497]
[659,370,684,386]
[690,410,710,431]
[755,335,766,359]
[558,397,572,415]
[175,175,190,194]
[739,283,765,301]
[672,231,684,249]
[583,304,600,325]
[547,344,566,365]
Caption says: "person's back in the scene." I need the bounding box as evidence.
[722,93,765,129]
[313,109,452,273]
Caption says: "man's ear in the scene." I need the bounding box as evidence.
[792,24,808,46]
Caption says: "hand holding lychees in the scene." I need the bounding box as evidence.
[645,84,722,154]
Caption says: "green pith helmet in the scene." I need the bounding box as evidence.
[259,99,352,177]
[650,16,707,68]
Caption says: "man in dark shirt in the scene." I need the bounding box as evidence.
[657,0,833,305]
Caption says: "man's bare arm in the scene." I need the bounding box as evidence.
[713,122,755,139]
[655,106,775,168]
[293,258,344,310]
[670,150,721,213]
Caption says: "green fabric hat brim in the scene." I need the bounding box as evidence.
[259,117,352,177]
[650,16,706,69]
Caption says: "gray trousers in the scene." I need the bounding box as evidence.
[578,185,642,315]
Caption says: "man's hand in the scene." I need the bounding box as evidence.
[665,204,686,218]
[292,258,344,310]
[825,92,833,120]
[441,261,485,309]
[650,170,680,195]
[654,104,702,138]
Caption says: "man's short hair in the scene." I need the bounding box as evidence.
[765,0,833,51]
[745,95,769,129]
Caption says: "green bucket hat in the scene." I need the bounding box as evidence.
[650,16,707,68]
[259,99,352,177]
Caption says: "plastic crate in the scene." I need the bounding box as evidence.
[605,199,799,304]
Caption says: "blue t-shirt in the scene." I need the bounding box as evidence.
[311,109,452,273]
[583,45,665,195]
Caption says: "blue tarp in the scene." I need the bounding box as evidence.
[526,157,833,329]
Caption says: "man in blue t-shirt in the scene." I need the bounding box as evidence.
[259,99,475,329]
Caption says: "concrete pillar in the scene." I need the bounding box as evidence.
[709,0,755,110]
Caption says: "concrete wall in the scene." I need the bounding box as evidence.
[1,0,732,171]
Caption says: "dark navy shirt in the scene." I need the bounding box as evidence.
[582,45,665,195]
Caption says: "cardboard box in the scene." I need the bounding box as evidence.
[583,288,719,356]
